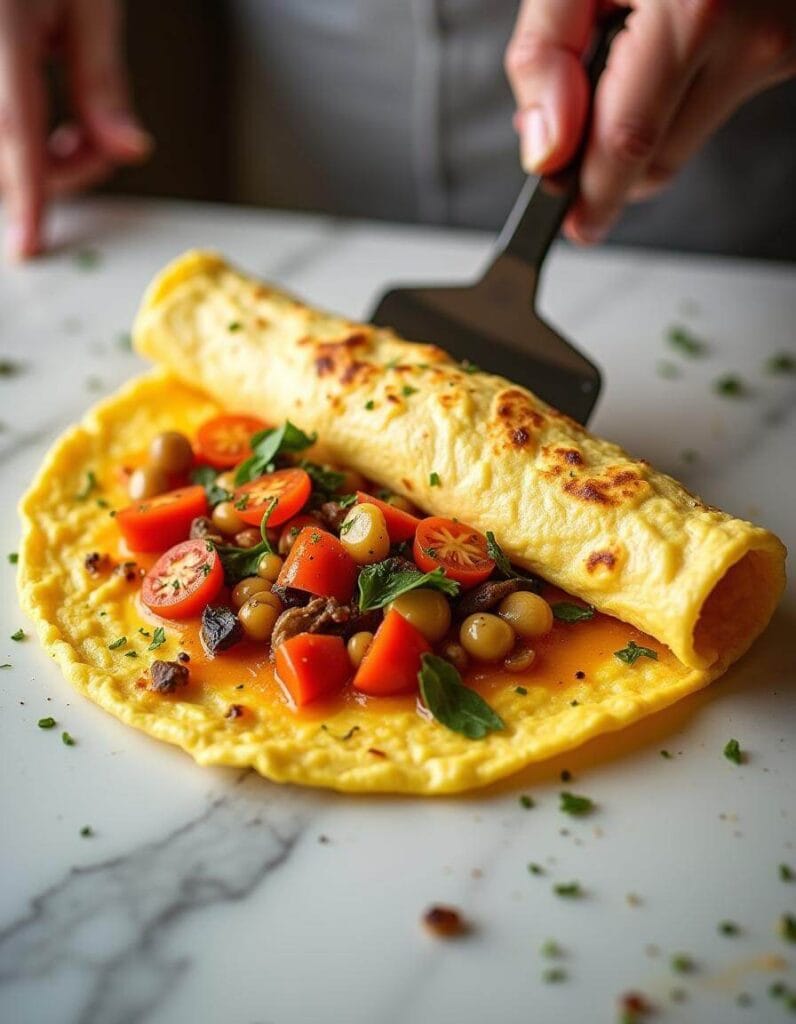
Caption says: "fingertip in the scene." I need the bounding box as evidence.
[4,219,42,262]
[89,111,154,162]
[563,208,610,246]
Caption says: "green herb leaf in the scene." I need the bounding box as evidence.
[485,531,540,587]
[515,685,528,696]
[299,460,345,500]
[553,881,582,898]
[723,737,743,765]
[719,920,740,936]
[228,321,242,332]
[667,325,707,357]
[714,374,746,398]
[519,794,534,809]
[660,749,673,759]
[10,628,25,642]
[780,863,794,883]
[124,650,138,658]
[148,626,167,652]
[417,653,504,740]
[528,863,544,875]
[0,664,11,669]
[217,497,276,584]
[108,636,126,650]
[80,825,94,837]
[337,493,358,509]
[614,640,658,665]
[190,466,232,507]
[429,471,441,487]
[541,939,562,958]
[0,359,22,376]
[402,385,418,398]
[552,602,594,623]
[38,717,56,729]
[234,421,316,485]
[780,914,796,943]
[764,352,795,375]
[357,560,459,612]
[671,954,695,974]
[8,552,18,564]
[62,731,76,746]
[76,470,98,500]
[364,400,375,410]
[559,791,594,816]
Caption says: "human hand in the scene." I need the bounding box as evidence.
[504,0,796,244]
[0,0,151,261]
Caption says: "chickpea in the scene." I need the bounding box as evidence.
[212,501,246,536]
[278,524,303,556]
[340,502,390,565]
[257,551,284,582]
[441,641,469,674]
[504,647,536,673]
[238,594,280,641]
[387,493,418,515]
[347,631,374,668]
[148,431,194,474]
[215,470,238,492]
[231,576,272,609]
[128,464,169,501]
[459,613,515,662]
[233,528,262,549]
[388,589,451,643]
[334,467,367,494]
[498,592,553,639]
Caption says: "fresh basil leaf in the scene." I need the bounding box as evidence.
[190,466,232,507]
[357,559,459,612]
[613,640,658,665]
[234,421,316,485]
[552,602,594,623]
[485,531,540,589]
[418,653,504,740]
[299,460,345,500]
[217,497,276,584]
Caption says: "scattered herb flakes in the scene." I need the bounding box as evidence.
[780,913,796,943]
[528,863,544,876]
[418,654,504,739]
[779,863,794,882]
[543,967,567,983]
[116,331,133,351]
[38,717,56,729]
[108,636,127,650]
[148,626,167,652]
[657,360,681,379]
[670,954,695,974]
[714,374,747,398]
[191,465,232,507]
[723,737,744,765]
[461,361,479,374]
[228,321,242,332]
[124,650,138,658]
[660,749,673,759]
[764,352,795,375]
[364,400,375,410]
[0,358,22,376]
[358,561,459,612]
[519,794,534,809]
[514,686,527,696]
[234,420,316,485]
[0,663,11,669]
[8,552,18,564]
[429,471,441,487]
[62,731,76,746]
[719,920,740,936]
[553,881,582,899]
[10,628,25,642]
[80,825,94,837]
[401,385,418,398]
[667,324,707,357]
[560,792,593,816]
[614,641,658,665]
[769,981,787,999]
[76,470,98,500]
[137,627,151,638]
[74,247,101,270]
[484,532,539,588]
[540,939,562,958]
[552,602,594,623]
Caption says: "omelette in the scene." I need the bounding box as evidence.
[17,251,786,794]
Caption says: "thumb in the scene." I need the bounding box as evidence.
[504,0,595,174]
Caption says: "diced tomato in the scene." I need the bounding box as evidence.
[141,539,223,619]
[275,633,351,707]
[276,526,357,603]
[116,485,208,553]
[414,516,494,589]
[233,468,311,528]
[352,609,430,696]
[355,491,420,543]
[195,414,268,470]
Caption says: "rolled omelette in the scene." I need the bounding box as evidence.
[134,250,785,674]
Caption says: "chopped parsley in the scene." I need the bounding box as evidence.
[660,750,673,759]
[401,385,417,398]
[519,794,534,809]
[553,881,582,898]
[38,717,56,729]
[779,863,794,882]
[124,650,138,658]
[73,247,101,270]
[540,939,562,958]
[80,825,94,837]
[485,532,539,587]
[62,731,76,746]
[108,636,127,650]
[723,737,743,765]
[148,626,167,652]
[528,863,544,875]
[552,602,594,623]
[428,471,441,487]
[0,359,22,376]
[10,628,25,642]
[417,654,504,740]
[780,914,796,943]
[8,552,18,564]
[614,641,658,665]
[764,352,795,375]
[667,325,707,357]
[719,920,739,936]
[670,954,694,974]
[228,321,242,332]
[339,519,355,536]
[357,559,459,612]
[364,400,375,410]
[542,968,567,983]
[137,627,151,637]
[515,686,527,696]
[714,374,746,397]
[559,792,593,816]
[76,470,98,500]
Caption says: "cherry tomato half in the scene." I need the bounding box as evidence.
[116,484,208,553]
[195,414,268,470]
[233,468,312,528]
[355,491,420,543]
[413,516,495,589]
[142,539,223,619]
[276,526,358,604]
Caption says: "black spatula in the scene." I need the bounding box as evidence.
[369,13,625,425]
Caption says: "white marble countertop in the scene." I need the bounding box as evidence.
[0,197,794,1024]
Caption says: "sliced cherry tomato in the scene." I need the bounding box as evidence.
[195,414,268,470]
[276,526,357,603]
[275,633,351,707]
[116,484,208,553]
[233,468,312,527]
[413,516,495,589]
[355,491,420,543]
[352,609,430,696]
[142,539,223,619]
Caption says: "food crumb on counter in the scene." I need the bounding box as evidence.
[422,905,468,938]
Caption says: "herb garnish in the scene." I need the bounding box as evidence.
[357,559,459,612]
[191,466,232,507]
[80,825,94,837]
[723,738,743,765]
[714,374,746,397]
[38,717,56,729]
[402,385,417,398]
[667,325,707,357]
[614,641,658,665]
[0,359,22,376]
[228,321,242,332]
[780,863,794,882]
[552,602,594,623]
[76,470,98,500]
[429,472,441,487]
[485,532,540,588]
[764,352,795,375]
[541,939,562,958]
[234,421,316,485]
[780,914,796,943]
[148,626,167,652]
[364,400,375,410]
[108,636,127,650]
[62,731,76,746]
[417,654,504,740]
[528,863,544,875]
[299,460,346,500]
[8,552,18,564]
[559,792,594,816]
[553,881,582,898]
[10,628,25,641]
[515,686,527,695]
[217,498,277,584]
[670,954,694,974]
[660,750,673,759]
[124,650,138,658]
[543,968,567,983]
[719,920,739,936]
[519,794,534,809]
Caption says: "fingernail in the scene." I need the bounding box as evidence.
[108,112,154,154]
[5,223,27,262]
[571,219,609,245]
[520,107,552,173]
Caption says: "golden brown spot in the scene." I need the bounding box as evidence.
[255,316,269,329]
[339,360,369,385]
[512,427,530,447]
[560,448,583,465]
[491,388,545,452]
[315,355,334,376]
[564,479,614,505]
[422,905,468,938]
[586,550,617,573]
[401,478,414,492]
[368,748,387,758]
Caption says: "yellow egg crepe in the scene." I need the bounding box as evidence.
[18,251,786,794]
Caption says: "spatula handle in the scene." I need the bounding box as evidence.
[491,9,627,277]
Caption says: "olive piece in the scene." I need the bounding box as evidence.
[504,647,536,672]
[149,431,194,474]
[215,470,238,492]
[459,613,515,662]
[200,605,242,654]
[233,528,262,549]
[257,551,284,582]
[128,464,169,501]
[339,502,390,565]
[212,501,246,536]
[441,641,469,673]
[388,589,452,644]
[347,631,374,668]
[238,594,281,641]
[231,575,272,609]
[498,592,553,639]
[387,494,418,515]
